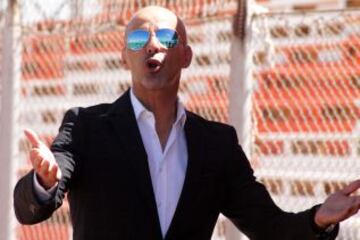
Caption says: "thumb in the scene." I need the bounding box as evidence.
[24,128,42,148]
[50,164,62,181]
[55,165,62,180]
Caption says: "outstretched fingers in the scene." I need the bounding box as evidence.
[340,180,360,217]
[345,196,360,217]
[341,180,360,196]
[24,128,61,188]
[24,128,42,148]
[50,164,62,181]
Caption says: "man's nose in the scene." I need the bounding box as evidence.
[146,35,164,54]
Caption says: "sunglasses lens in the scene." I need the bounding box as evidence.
[156,29,179,48]
[127,30,150,50]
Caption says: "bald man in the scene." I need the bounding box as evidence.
[14,6,360,240]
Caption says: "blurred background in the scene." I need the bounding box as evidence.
[0,0,360,239]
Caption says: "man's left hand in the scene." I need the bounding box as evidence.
[315,180,360,229]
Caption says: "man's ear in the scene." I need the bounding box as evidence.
[182,45,193,68]
[121,48,129,70]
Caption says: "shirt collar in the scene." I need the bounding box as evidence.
[130,88,187,127]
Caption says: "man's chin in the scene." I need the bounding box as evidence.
[140,80,166,91]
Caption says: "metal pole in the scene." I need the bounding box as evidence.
[226,0,260,239]
[0,0,21,239]
[226,2,249,240]
[228,35,251,157]
[226,34,249,240]
[71,0,80,18]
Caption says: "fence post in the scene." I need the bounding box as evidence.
[227,0,269,239]
[0,0,21,239]
[226,0,252,239]
[225,31,251,240]
[229,31,252,158]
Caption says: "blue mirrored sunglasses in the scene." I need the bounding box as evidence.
[126,28,179,51]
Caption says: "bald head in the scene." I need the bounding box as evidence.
[125,6,188,45]
[121,5,193,100]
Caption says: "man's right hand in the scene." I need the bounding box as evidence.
[24,129,62,190]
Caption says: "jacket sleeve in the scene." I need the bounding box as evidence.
[220,127,338,240]
[14,108,81,224]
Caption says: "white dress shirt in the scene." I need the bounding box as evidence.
[130,89,188,236]
[34,89,188,237]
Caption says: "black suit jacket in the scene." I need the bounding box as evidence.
[14,90,338,240]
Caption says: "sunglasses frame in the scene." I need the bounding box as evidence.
[126,28,181,51]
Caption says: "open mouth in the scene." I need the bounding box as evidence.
[146,59,162,73]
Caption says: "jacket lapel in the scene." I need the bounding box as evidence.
[105,90,162,239]
[105,92,205,239]
[165,112,205,239]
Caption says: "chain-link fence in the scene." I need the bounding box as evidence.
[249,9,360,240]
[7,0,238,239]
[2,0,360,239]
